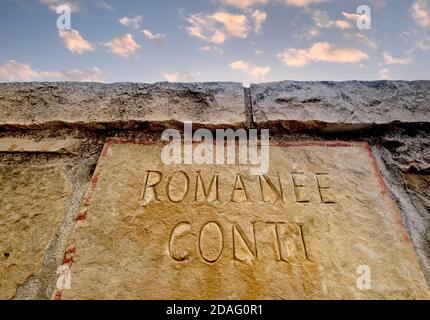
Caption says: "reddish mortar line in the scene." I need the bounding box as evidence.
[54,138,423,299]
[75,209,87,222]
[82,142,110,207]
[363,144,389,195]
[106,137,161,146]
[54,290,62,300]
[53,245,76,300]
[62,246,76,264]
[53,142,111,300]
[107,137,365,148]
[270,140,365,148]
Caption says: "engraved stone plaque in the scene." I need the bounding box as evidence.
[59,141,430,299]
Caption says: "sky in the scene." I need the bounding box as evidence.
[0,0,429,84]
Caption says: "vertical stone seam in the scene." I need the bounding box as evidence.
[243,87,255,129]
[51,143,111,300]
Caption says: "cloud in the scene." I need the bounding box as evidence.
[372,0,387,8]
[41,67,104,82]
[211,12,249,37]
[417,38,430,50]
[104,34,140,58]
[307,27,320,37]
[311,10,330,27]
[230,60,250,70]
[142,29,166,44]
[220,0,269,9]
[379,68,389,80]
[345,33,378,49]
[99,1,113,10]
[342,11,371,26]
[248,66,270,78]
[296,26,320,39]
[278,42,369,67]
[334,20,351,29]
[283,0,328,7]
[40,0,79,12]
[198,45,224,55]
[399,28,430,52]
[161,71,201,82]
[252,10,267,33]
[341,12,362,21]
[229,60,270,78]
[119,16,143,30]
[222,0,328,7]
[199,46,212,51]
[0,60,41,81]
[296,9,358,40]
[307,11,373,48]
[411,0,430,28]
[0,60,103,82]
[185,11,249,44]
[120,16,166,45]
[58,29,94,54]
[382,52,412,65]
[312,10,352,30]
[278,49,310,67]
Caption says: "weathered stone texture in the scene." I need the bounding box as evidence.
[0,82,245,128]
[59,142,429,299]
[251,81,430,130]
[0,165,71,299]
[381,135,430,260]
[0,138,79,154]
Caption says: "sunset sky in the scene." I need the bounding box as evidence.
[0,0,429,84]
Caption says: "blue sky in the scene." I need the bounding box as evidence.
[0,0,429,83]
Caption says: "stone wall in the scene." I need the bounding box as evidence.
[0,81,429,299]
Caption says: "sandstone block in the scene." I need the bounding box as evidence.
[0,165,71,299]
[58,141,429,299]
[251,81,430,131]
[0,82,245,129]
[0,138,79,154]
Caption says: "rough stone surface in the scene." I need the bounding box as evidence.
[0,82,245,129]
[250,81,430,130]
[381,134,430,174]
[0,165,71,300]
[58,141,429,300]
[0,138,80,154]
[374,133,430,284]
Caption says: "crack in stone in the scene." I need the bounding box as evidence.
[243,87,255,129]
